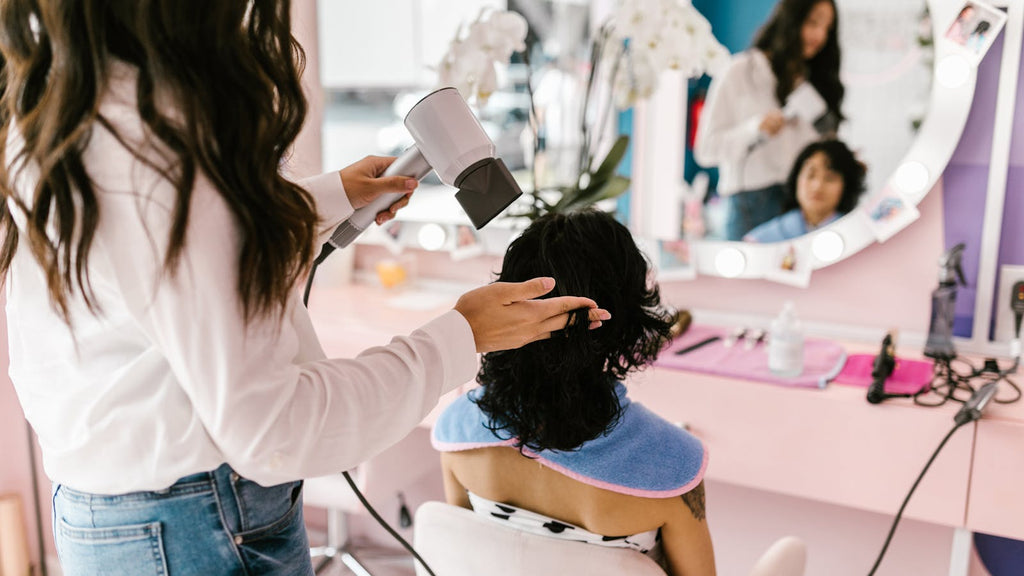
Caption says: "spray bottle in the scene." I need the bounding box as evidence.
[924,243,966,360]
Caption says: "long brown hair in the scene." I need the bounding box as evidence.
[0,0,317,323]
[753,0,844,122]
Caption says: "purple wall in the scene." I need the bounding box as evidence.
[944,32,1024,338]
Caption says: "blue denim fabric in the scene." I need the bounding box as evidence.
[723,184,786,241]
[52,464,313,576]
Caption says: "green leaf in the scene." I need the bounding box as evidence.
[589,135,630,184]
[560,175,631,212]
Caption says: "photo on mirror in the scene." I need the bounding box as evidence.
[944,0,1007,63]
[862,187,921,243]
[765,242,812,288]
[450,223,485,261]
[638,238,697,281]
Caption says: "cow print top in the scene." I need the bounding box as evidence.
[466,491,661,555]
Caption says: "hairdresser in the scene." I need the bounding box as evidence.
[694,0,844,241]
[0,2,608,574]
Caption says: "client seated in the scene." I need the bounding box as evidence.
[744,139,866,243]
[432,210,715,576]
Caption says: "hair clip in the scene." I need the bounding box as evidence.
[723,327,747,348]
[744,328,767,350]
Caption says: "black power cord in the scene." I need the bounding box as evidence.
[866,420,966,576]
[303,253,437,576]
[867,379,1004,575]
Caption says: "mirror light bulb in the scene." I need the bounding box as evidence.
[892,161,929,197]
[936,54,971,89]
[812,230,845,263]
[417,223,448,251]
[714,247,746,278]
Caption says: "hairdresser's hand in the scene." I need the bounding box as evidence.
[454,277,612,353]
[759,110,786,137]
[340,156,418,225]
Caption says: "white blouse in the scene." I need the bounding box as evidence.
[694,50,821,197]
[5,64,478,495]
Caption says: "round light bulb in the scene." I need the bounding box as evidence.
[936,54,971,89]
[714,247,746,278]
[417,223,448,251]
[892,161,929,197]
[811,230,845,263]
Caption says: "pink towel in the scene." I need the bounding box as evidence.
[654,325,846,389]
[833,354,934,395]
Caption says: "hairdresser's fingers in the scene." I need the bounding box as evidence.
[489,277,599,309]
[340,155,418,210]
[374,193,413,225]
[530,296,606,323]
[454,280,606,353]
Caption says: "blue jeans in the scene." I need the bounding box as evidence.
[52,464,313,576]
[724,184,786,241]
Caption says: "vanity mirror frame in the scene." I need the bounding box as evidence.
[631,0,1024,356]
[630,0,983,281]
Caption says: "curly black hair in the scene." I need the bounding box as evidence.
[782,139,866,214]
[753,0,844,123]
[474,210,676,453]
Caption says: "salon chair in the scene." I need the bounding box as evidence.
[413,501,808,576]
[304,427,440,575]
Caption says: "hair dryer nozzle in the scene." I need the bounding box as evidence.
[454,157,522,229]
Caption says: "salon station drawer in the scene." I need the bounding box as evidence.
[626,367,974,528]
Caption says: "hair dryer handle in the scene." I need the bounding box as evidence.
[328,146,433,249]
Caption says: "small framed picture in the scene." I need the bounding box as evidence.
[765,242,812,288]
[654,239,698,281]
[862,188,921,243]
[944,0,1007,63]
[450,224,485,261]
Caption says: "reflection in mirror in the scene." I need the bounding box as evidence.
[686,0,932,244]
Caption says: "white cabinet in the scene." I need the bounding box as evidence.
[317,0,503,89]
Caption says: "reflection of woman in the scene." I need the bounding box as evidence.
[694,0,844,241]
[434,211,713,576]
[745,139,865,243]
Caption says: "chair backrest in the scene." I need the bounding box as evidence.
[413,501,667,576]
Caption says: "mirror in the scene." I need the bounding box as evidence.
[632,0,981,284]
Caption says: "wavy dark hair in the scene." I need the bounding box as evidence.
[474,210,676,453]
[0,0,316,323]
[753,0,844,123]
[782,139,866,214]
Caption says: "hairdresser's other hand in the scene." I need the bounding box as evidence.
[339,156,418,225]
[454,277,612,353]
[759,110,786,137]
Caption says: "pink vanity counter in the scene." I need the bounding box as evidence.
[307,283,1020,541]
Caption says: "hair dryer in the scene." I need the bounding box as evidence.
[327,87,522,249]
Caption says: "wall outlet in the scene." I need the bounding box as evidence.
[994,264,1024,342]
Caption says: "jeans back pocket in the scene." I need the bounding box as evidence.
[57,519,168,576]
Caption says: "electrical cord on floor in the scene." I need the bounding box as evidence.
[303,254,438,576]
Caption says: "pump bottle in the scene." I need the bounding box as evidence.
[769,301,804,377]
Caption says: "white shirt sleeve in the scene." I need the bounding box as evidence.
[95,169,478,486]
[693,55,765,169]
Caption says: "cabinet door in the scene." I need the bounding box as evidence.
[967,419,1024,539]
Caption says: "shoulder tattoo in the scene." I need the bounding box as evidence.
[681,481,706,521]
